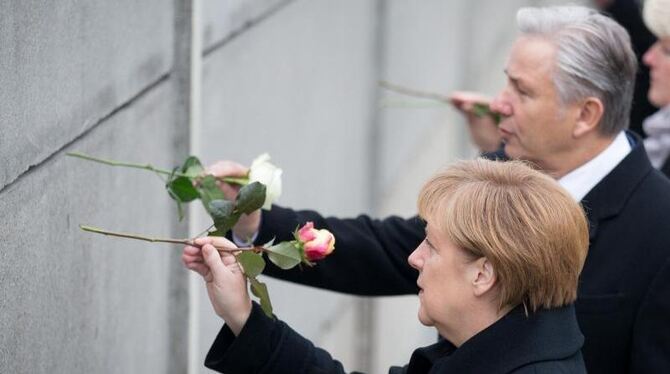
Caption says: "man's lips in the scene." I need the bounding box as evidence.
[499,126,513,137]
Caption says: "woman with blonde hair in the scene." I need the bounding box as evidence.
[183,158,589,373]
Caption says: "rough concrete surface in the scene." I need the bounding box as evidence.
[0,81,188,374]
[201,0,293,52]
[0,0,173,189]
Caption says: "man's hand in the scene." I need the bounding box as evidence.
[182,236,252,335]
[449,91,502,153]
[206,160,262,242]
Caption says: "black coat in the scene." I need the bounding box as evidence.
[205,303,585,374]
[257,134,670,374]
[662,157,670,178]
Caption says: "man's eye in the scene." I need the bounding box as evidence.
[512,84,527,96]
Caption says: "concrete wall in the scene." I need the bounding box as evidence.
[0,1,189,373]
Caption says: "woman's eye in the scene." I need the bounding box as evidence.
[424,238,437,254]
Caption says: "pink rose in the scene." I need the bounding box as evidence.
[297,222,335,261]
[297,222,317,242]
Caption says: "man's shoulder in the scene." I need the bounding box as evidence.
[590,141,670,213]
[627,168,670,208]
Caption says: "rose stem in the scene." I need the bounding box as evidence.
[79,225,262,253]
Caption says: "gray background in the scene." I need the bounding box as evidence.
[1,0,576,373]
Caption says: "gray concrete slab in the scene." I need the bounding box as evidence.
[0,81,189,374]
[0,0,173,190]
[201,0,293,52]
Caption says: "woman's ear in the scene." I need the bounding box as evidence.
[472,258,496,297]
[573,97,604,138]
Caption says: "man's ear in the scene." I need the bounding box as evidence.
[573,97,604,138]
[472,258,496,297]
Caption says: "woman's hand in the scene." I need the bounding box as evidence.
[183,237,252,336]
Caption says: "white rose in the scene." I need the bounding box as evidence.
[248,153,283,210]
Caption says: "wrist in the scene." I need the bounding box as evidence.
[225,299,253,336]
[232,211,261,243]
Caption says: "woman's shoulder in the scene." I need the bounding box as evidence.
[511,352,587,374]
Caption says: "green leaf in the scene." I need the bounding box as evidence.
[198,175,227,208]
[237,252,265,278]
[207,199,241,232]
[167,176,199,202]
[213,212,241,234]
[472,103,502,125]
[236,182,266,214]
[208,199,235,219]
[207,199,240,234]
[222,176,250,185]
[167,189,185,221]
[249,277,273,317]
[266,241,302,270]
[165,167,186,220]
[262,237,276,248]
[181,156,204,178]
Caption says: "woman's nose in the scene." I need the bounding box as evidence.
[408,245,425,271]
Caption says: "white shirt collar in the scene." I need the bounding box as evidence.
[558,131,632,201]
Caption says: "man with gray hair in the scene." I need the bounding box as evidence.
[195,6,670,374]
[483,8,670,372]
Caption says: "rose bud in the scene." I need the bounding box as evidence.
[297,222,335,261]
[297,221,317,242]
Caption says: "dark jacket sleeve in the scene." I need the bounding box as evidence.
[205,303,352,374]
[254,205,423,296]
[629,257,670,372]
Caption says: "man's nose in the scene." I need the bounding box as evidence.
[490,95,513,117]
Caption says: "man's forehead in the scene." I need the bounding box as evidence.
[505,37,556,80]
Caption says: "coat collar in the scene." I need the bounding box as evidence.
[580,131,653,240]
[405,305,583,374]
[486,131,655,241]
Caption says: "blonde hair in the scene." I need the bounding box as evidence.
[418,159,589,312]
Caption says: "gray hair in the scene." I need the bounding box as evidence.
[516,6,637,135]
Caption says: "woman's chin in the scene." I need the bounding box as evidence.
[417,308,434,327]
